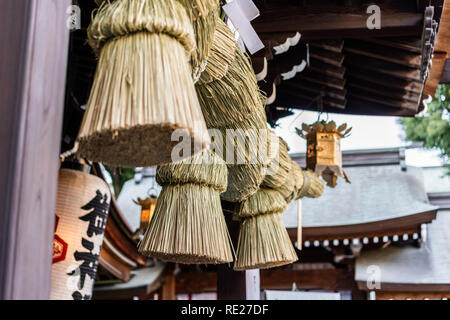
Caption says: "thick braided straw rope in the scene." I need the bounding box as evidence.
[296,170,324,199]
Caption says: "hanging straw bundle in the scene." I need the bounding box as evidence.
[196,48,264,128]
[262,135,293,192]
[215,109,272,202]
[138,150,234,264]
[192,23,267,202]
[198,19,237,84]
[263,138,299,201]
[178,0,219,19]
[233,188,298,270]
[295,170,324,200]
[282,160,303,204]
[77,0,210,167]
[179,0,220,80]
[234,188,287,219]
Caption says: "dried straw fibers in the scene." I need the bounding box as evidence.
[156,148,227,193]
[234,213,298,271]
[178,0,219,19]
[296,170,324,199]
[262,135,293,192]
[196,48,264,128]
[198,19,237,84]
[78,0,210,167]
[178,0,220,80]
[138,150,234,264]
[235,188,287,219]
[215,109,271,202]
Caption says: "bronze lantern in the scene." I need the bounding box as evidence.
[296,120,351,187]
[135,196,158,231]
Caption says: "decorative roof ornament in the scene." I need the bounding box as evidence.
[296,120,352,187]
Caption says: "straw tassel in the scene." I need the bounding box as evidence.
[233,188,298,271]
[235,188,287,219]
[78,0,210,167]
[138,150,234,264]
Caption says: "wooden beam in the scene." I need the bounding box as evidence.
[349,91,419,110]
[271,95,420,116]
[278,86,347,109]
[254,12,423,39]
[176,268,363,295]
[309,40,344,53]
[345,53,421,81]
[93,266,164,300]
[346,66,423,93]
[295,70,346,90]
[357,281,450,293]
[287,210,437,242]
[0,0,70,300]
[309,58,346,80]
[176,270,217,294]
[419,0,449,95]
[434,0,450,54]
[261,269,346,291]
[345,40,422,68]
[282,81,347,101]
[347,79,421,103]
[374,291,450,300]
[441,58,450,83]
[103,198,148,267]
[310,46,345,67]
[424,52,448,95]
[363,37,423,53]
[98,246,131,282]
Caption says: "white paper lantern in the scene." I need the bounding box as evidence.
[51,167,111,300]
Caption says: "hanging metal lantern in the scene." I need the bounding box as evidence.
[51,162,111,300]
[135,195,158,232]
[296,120,351,187]
[133,168,159,235]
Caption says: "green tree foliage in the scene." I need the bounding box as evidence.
[399,84,449,171]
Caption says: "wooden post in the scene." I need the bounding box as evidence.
[162,266,176,300]
[297,199,303,250]
[217,207,260,300]
[0,0,71,299]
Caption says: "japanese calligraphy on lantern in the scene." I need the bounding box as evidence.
[50,168,111,300]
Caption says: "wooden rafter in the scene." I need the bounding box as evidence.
[425,0,450,94]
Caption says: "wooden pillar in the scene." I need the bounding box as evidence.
[217,207,261,300]
[162,266,177,300]
[0,0,71,299]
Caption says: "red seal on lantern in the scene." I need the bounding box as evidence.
[53,216,68,264]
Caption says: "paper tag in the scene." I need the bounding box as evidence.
[235,0,260,21]
[223,1,264,54]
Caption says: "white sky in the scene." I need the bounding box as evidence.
[274,110,444,167]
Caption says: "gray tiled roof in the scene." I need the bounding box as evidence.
[283,165,438,228]
[355,209,450,285]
